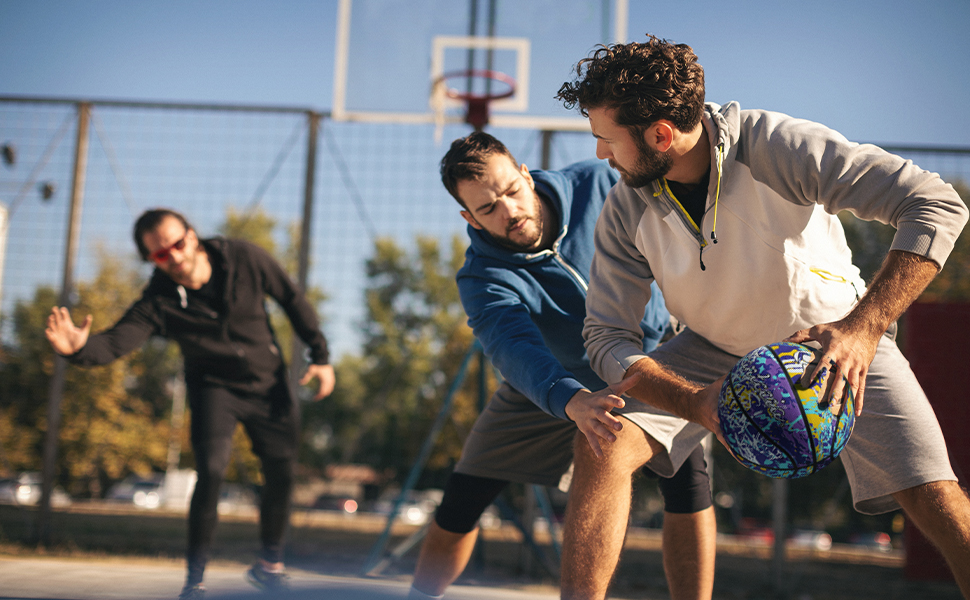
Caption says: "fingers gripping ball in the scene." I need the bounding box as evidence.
[718,342,855,479]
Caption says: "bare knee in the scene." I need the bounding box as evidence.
[573,424,663,478]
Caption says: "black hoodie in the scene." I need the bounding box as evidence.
[69,237,329,397]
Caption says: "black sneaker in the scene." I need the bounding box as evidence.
[178,583,205,600]
[246,563,290,592]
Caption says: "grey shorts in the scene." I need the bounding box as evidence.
[618,327,957,514]
[453,363,706,491]
[453,381,576,489]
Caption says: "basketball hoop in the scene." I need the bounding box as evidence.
[432,69,517,134]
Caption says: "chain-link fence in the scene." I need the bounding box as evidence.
[1,97,969,359]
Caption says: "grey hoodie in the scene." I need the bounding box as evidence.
[584,102,968,384]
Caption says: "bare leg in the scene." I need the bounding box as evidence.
[410,521,480,597]
[662,507,716,600]
[893,480,970,599]
[561,428,663,600]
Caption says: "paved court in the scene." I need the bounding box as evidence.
[0,556,561,600]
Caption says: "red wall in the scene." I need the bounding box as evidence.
[902,302,970,581]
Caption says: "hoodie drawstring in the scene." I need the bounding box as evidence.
[701,143,726,270]
[654,141,725,272]
[711,143,724,245]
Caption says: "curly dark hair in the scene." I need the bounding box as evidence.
[440,131,519,208]
[556,35,705,134]
[133,208,193,260]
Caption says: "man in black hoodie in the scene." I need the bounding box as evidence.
[45,208,335,600]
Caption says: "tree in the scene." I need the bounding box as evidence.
[220,206,278,256]
[840,178,970,300]
[0,250,178,497]
[919,180,970,301]
[300,235,488,488]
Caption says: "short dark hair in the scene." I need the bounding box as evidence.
[556,35,705,134]
[440,132,519,208]
[133,208,193,260]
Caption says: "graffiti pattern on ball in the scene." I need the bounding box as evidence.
[718,342,855,479]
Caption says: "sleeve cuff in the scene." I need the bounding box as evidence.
[605,343,650,384]
[548,378,587,421]
[889,223,950,268]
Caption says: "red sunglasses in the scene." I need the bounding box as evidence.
[148,235,187,263]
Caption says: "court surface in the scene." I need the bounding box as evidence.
[0,556,563,600]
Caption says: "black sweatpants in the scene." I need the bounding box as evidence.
[185,378,300,584]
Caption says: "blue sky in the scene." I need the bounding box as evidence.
[2,0,969,146]
[1,0,968,358]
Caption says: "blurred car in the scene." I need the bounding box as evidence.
[789,529,833,551]
[369,489,442,525]
[736,518,774,545]
[0,472,72,507]
[217,483,257,515]
[849,531,893,552]
[313,494,359,515]
[106,474,165,509]
[478,504,502,530]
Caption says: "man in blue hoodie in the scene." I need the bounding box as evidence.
[406,132,717,600]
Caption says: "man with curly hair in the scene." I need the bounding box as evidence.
[556,36,970,599]
[407,132,716,600]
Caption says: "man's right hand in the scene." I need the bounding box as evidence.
[45,306,92,356]
[565,373,640,459]
[693,375,728,449]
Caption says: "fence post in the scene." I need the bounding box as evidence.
[540,130,554,170]
[772,478,788,595]
[36,102,90,544]
[290,111,321,394]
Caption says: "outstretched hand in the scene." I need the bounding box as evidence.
[300,363,336,400]
[785,319,881,416]
[45,306,92,356]
[565,373,640,459]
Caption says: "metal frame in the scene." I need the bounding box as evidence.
[330,0,590,132]
[361,339,563,579]
[430,35,530,113]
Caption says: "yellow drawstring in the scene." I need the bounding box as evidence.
[711,144,723,244]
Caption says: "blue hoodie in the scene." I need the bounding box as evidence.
[456,159,669,420]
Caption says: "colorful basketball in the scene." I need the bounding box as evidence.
[717,342,855,479]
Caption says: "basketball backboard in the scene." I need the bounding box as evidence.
[331,0,631,132]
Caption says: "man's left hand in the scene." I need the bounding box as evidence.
[787,251,941,416]
[784,320,881,415]
[301,363,336,400]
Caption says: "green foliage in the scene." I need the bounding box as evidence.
[220,206,278,256]
[57,252,174,493]
[840,178,970,301]
[0,286,56,474]
[0,251,179,497]
[920,180,970,301]
[300,235,487,486]
[839,213,895,285]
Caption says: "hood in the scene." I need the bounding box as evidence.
[705,101,739,155]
